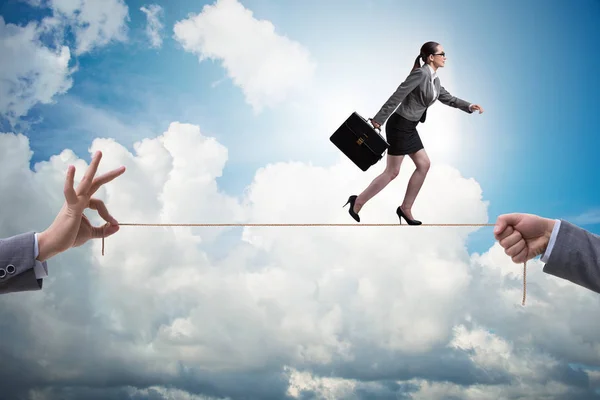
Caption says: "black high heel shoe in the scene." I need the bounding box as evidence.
[396,206,421,225]
[343,195,360,222]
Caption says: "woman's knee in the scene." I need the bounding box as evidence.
[415,155,430,172]
[385,168,400,180]
[385,155,403,179]
[418,158,431,172]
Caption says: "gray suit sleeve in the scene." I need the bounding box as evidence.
[372,68,425,125]
[542,220,600,294]
[0,231,46,294]
[437,86,473,113]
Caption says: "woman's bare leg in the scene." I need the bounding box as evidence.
[400,149,431,219]
[353,154,404,213]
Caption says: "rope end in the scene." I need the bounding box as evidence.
[522,261,527,306]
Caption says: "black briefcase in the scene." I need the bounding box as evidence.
[330,112,389,171]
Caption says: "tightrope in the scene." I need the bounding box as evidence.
[101,222,527,306]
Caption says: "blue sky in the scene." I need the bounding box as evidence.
[1,1,600,399]
[2,0,599,256]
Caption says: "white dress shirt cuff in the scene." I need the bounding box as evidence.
[33,233,48,279]
[540,219,561,263]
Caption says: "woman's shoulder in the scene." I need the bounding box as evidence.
[404,66,428,82]
[412,65,429,76]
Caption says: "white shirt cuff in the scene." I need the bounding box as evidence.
[33,233,48,279]
[540,219,561,263]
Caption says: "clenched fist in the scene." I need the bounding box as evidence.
[494,213,556,264]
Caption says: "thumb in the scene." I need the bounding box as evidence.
[91,222,120,239]
[493,218,505,235]
[494,213,520,235]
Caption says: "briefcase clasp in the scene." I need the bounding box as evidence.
[356,134,368,145]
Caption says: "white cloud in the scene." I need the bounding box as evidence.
[0,16,73,125]
[405,379,575,400]
[173,0,316,112]
[1,120,599,399]
[0,0,129,125]
[140,4,164,49]
[42,0,129,55]
[449,324,559,381]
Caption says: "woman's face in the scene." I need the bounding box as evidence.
[430,45,446,68]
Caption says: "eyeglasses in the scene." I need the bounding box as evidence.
[432,52,446,57]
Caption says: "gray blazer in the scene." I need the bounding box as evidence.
[543,220,600,294]
[0,232,47,294]
[372,64,473,126]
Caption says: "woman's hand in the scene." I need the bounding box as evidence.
[470,104,484,114]
[369,119,381,130]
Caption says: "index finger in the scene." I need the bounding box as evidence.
[89,166,126,195]
[89,198,118,225]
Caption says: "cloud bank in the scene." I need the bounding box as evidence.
[0,122,598,400]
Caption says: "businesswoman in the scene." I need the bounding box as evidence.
[344,41,484,225]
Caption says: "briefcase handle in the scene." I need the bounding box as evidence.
[367,118,381,133]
